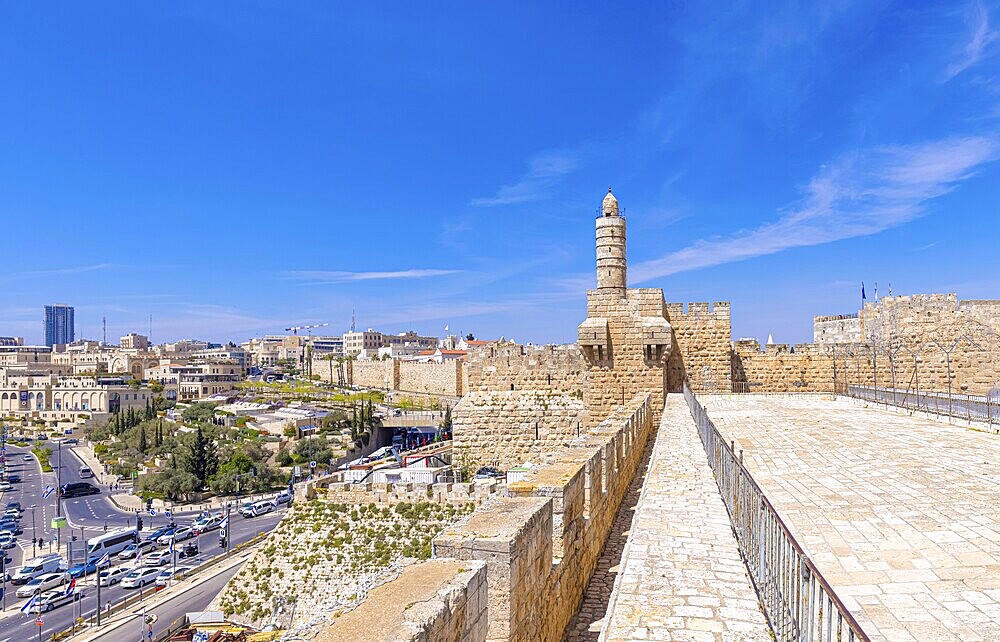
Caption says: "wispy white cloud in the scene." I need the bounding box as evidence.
[469,149,579,206]
[945,1,998,80]
[283,269,460,284]
[2,263,113,281]
[631,135,1000,283]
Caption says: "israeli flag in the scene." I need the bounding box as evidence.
[168,539,174,555]
[41,486,55,499]
[97,553,111,567]
[219,516,229,531]
[20,594,36,614]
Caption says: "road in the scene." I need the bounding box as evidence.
[98,561,245,642]
[0,440,287,641]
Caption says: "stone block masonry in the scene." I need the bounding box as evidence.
[315,559,489,642]
[452,391,586,472]
[310,357,466,397]
[464,343,587,395]
[665,301,732,394]
[435,395,654,641]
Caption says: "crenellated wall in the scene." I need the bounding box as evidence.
[464,343,586,395]
[665,302,732,393]
[452,391,586,471]
[434,395,654,641]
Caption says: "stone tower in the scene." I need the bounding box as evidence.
[596,189,627,291]
[578,189,674,426]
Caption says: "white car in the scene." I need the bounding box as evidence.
[16,572,68,598]
[118,540,156,559]
[0,482,13,492]
[0,536,17,550]
[158,526,193,545]
[143,550,174,567]
[154,566,192,587]
[120,567,161,588]
[98,566,131,586]
[22,455,31,461]
[191,515,222,534]
[30,589,84,612]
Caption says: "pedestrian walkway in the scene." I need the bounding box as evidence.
[599,395,771,642]
[703,394,1000,641]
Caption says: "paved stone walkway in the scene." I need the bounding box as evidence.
[564,401,658,641]
[703,394,1000,642]
[599,395,771,642]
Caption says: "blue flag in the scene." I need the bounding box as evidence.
[861,282,866,301]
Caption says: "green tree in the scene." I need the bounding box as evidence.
[181,402,218,425]
[148,380,164,394]
[295,436,332,465]
[138,425,147,454]
[179,427,219,488]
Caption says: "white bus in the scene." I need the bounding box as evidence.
[87,528,138,558]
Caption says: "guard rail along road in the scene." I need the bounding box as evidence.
[683,382,870,642]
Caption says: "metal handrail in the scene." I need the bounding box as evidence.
[683,383,870,642]
[847,385,998,425]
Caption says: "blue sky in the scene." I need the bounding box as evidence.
[1,2,999,346]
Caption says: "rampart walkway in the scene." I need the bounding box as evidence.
[599,394,771,641]
[703,394,1000,641]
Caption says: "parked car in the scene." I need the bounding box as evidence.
[154,566,192,587]
[68,557,100,578]
[120,567,161,588]
[143,549,174,567]
[15,572,68,598]
[118,540,156,560]
[60,482,99,498]
[474,466,505,480]
[30,589,84,612]
[98,566,131,586]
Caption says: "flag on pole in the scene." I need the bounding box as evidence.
[219,516,229,531]
[861,282,866,302]
[41,486,54,499]
[97,553,110,567]
[168,539,174,555]
[874,281,878,302]
[20,594,36,614]
[444,325,449,332]
[135,549,143,565]
[888,282,892,296]
[64,578,76,596]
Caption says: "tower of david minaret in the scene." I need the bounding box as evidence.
[579,188,673,426]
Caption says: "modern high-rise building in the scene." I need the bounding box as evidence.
[43,304,75,347]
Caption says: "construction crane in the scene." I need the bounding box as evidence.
[285,323,329,336]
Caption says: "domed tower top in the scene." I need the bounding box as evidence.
[602,187,620,217]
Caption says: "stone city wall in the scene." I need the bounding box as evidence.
[314,560,489,642]
[814,314,861,345]
[433,394,654,641]
[464,343,586,395]
[452,391,586,471]
[665,302,732,394]
[324,479,500,507]
[310,357,465,397]
[399,360,464,397]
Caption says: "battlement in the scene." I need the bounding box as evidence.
[814,313,858,323]
[664,301,732,321]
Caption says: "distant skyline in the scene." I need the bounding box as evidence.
[2,3,999,346]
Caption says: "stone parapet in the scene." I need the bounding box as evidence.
[434,394,654,641]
